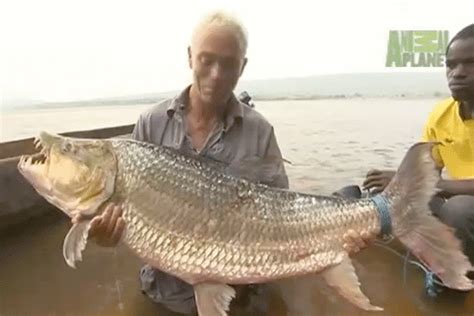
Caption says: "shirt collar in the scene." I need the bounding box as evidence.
[166,85,244,130]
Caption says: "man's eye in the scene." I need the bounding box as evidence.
[221,59,234,69]
[62,142,73,153]
[465,59,474,65]
[200,57,213,65]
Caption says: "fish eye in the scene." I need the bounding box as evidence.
[62,142,73,153]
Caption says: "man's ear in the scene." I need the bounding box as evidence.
[240,57,248,76]
[188,46,193,69]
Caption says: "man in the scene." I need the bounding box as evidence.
[343,24,474,264]
[85,11,288,315]
[78,11,366,315]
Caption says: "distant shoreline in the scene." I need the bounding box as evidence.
[251,94,448,101]
[3,94,449,112]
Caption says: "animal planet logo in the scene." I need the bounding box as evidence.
[386,30,450,67]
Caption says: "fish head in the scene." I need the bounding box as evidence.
[17,131,117,218]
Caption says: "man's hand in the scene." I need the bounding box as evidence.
[362,169,396,194]
[343,229,375,255]
[72,203,125,247]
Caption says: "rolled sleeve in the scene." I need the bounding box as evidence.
[263,127,289,189]
[132,114,148,142]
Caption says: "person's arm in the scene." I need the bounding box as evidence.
[437,178,474,197]
[261,127,289,189]
[131,113,149,142]
[362,119,444,194]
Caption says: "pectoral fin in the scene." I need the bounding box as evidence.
[322,255,383,311]
[63,221,91,268]
[194,282,236,316]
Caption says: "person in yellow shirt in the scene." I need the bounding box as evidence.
[359,24,474,264]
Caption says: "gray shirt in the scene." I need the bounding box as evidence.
[133,86,288,314]
[132,86,289,188]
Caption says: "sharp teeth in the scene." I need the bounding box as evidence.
[33,137,44,151]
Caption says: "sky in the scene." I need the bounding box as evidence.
[1,0,473,103]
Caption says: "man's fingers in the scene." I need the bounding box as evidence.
[110,218,126,246]
[366,169,381,177]
[88,216,103,238]
[343,242,360,254]
[348,230,366,249]
[361,231,374,243]
[342,229,376,256]
[370,181,388,194]
[106,205,122,236]
[363,177,382,189]
[101,204,114,231]
[371,187,383,194]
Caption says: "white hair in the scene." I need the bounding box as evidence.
[191,11,248,56]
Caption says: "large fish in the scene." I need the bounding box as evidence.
[18,131,473,315]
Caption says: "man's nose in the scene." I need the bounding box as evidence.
[210,64,225,80]
[451,63,468,78]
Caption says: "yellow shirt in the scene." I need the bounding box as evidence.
[422,98,474,179]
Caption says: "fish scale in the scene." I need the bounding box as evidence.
[18,133,473,315]
[18,132,473,316]
[108,139,380,283]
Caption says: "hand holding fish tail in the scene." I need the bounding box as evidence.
[343,229,377,255]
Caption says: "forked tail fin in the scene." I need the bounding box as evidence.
[383,142,473,290]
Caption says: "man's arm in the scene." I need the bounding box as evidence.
[363,121,444,194]
[437,179,474,197]
[262,127,289,189]
[363,166,474,198]
[131,113,148,142]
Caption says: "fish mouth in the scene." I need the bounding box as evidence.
[17,132,55,192]
[19,132,54,169]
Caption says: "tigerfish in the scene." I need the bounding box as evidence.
[17,131,473,315]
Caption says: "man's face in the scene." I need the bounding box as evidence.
[446,37,474,101]
[188,26,247,106]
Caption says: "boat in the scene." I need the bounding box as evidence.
[0,124,473,316]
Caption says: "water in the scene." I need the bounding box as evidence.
[1,98,435,194]
[2,98,473,315]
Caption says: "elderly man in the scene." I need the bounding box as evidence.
[79,12,286,315]
[77,11,365,315]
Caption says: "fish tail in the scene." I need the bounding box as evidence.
[382,142,473,291]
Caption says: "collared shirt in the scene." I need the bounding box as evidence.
[422,97,474,179]
[133,86,288,314]
[132,86,289,188]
